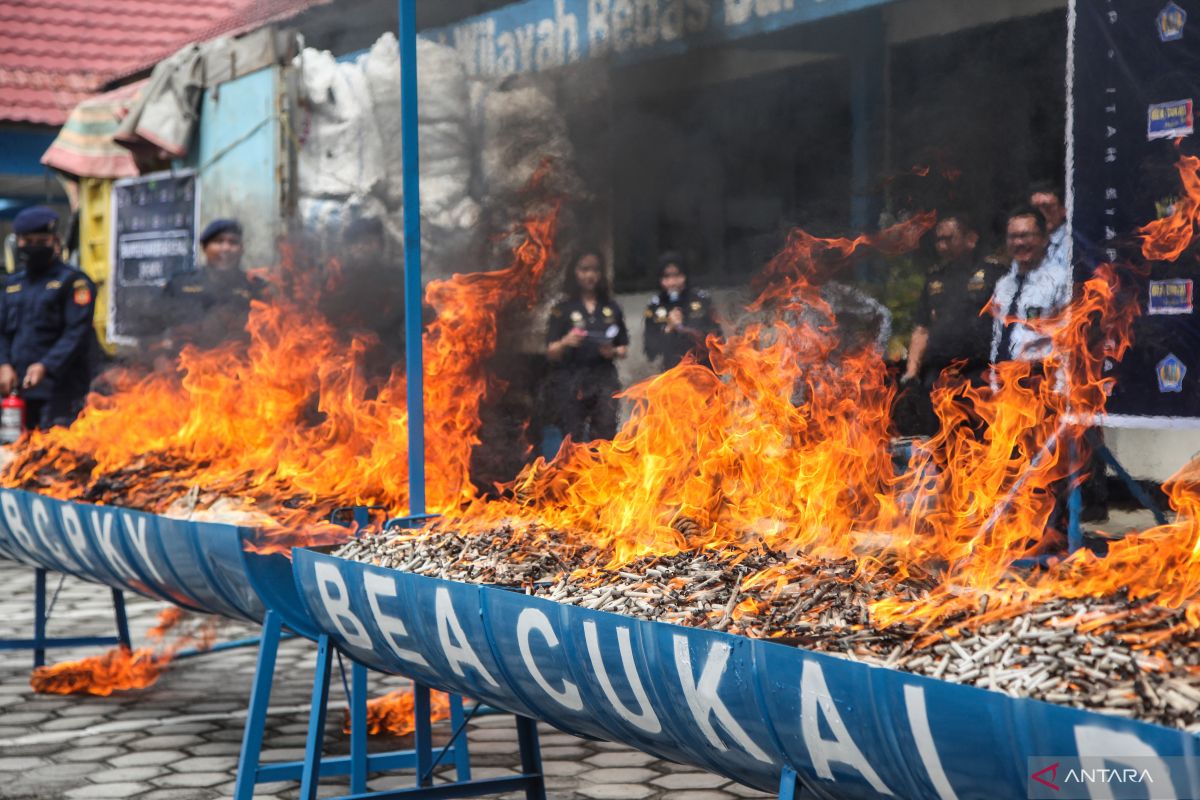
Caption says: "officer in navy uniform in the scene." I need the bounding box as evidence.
[0,206,98,429]
[546,249,629,442]
[163,218,264,349]
[643,251,720,371]
[904,214,1002,387]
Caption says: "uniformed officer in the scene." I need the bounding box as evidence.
[163,218,263,349]
[643,252,720,371]
[546,249,629,443]
[903,213,1002,387]
[991,205,1073,365]
[0,206,98,429]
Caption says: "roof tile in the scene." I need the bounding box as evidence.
[0,0,322,126]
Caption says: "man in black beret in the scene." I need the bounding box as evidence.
[0,206,98,429]
[162,218,263,350]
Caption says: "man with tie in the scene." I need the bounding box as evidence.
[991,205,1073,365]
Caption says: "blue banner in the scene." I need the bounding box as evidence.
[422,0,896,77]
[1072,0,1200,420]
[293,549,1200,798]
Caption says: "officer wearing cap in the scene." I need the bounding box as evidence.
[0,206,98,429]
[163,218,263,348]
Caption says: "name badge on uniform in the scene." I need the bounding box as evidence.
[5,284,20,294]
[1158,353,1186,392]
[45,280,62,290]
[1148,278,1193,314]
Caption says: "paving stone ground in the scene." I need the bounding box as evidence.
[0,559,775,799]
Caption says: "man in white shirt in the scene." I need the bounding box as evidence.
[991,205,1073,364]
[1030,181,1069,270]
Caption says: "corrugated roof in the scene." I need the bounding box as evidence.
[0,0,322,126]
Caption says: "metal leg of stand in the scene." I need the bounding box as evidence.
[1092,441,1170,526]
[450,694,471,782]
[33,568,46,669]
[414,684,433,787]
[111,589,130,649]
[300,634,334,800]
[778,766,801,800]
[350,661,368,794]
[1067,437,1084,553]
[515,715,546,800]
[234,610,283,800]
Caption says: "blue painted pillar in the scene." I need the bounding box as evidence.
[399,0,426,516]
[849,9,887,239]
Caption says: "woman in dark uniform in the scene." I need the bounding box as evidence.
[546,249,629,442]
[643,251,720,371]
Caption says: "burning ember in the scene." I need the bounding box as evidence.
[30,608,215,696]
[10,157,1200,729]
[344,689,453,737]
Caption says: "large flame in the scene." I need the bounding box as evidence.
[12,151,1200,673]
[3,208,559,550]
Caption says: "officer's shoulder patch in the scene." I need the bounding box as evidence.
[5,284,20,294]
[73,280,92,306]
[45,280,62,290]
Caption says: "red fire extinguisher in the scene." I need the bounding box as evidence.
[1,393,25,444]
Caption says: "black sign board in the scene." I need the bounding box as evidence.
[1072,0,1200,423]
[110,170,198,343]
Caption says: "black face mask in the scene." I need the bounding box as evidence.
[17,244,55,274]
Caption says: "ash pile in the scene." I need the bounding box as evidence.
[337,525,1200,733]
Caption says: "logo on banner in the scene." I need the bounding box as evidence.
[1149,279,1194,314]
[1148,99,1194,140]
[1158,2,1187,42]
[1158,353,1187,392]
[1031,762,1061,791]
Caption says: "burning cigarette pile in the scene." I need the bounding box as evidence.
[337,526,1200,732]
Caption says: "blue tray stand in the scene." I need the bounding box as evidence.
[0,566,130,669]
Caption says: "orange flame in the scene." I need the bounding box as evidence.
[343,688,453,737]
[1139,153,1200,262]
[2,206,559,551]
[30,646,167,696]
[30,607,214,696]
[16,150,1200,654]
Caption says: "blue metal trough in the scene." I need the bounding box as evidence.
[0,486,268,623]
[293,548,1200,799]
[0,486,492,799]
